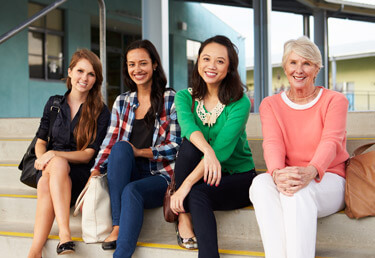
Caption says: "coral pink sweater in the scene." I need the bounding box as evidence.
[259,87,349,181]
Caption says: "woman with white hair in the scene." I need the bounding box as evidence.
[249,36,349,258]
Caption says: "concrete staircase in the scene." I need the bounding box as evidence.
[1,113,375,258]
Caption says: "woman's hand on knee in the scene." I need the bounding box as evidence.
[34,151,56,170]
[170,185,191,215]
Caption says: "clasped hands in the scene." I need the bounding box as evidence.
[273,165,318,196]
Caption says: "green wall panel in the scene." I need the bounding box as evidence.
[29,80,66,117]
[66,10,91,59]
[0,0,29,117]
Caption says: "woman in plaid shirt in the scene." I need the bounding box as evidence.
[90,40,182,257]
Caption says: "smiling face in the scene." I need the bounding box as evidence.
[197,42,229,88]
[284,51,320,90]
[68,58,96,95]
[126,48,156,88]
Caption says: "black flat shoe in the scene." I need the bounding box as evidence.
[56,241,75,255]
[102,240,117,250]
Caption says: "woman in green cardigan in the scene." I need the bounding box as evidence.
[170,35,257,258]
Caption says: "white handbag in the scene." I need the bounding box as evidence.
[73,173,112,243]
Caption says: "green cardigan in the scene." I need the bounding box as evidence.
[175,89,255,174]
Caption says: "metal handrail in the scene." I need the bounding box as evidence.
[0,0,68,44]
[0,0,107,104]
[98,0,107,104]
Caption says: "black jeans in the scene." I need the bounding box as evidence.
[175,139,257,258]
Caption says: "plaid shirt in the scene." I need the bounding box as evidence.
[92,89,182,179]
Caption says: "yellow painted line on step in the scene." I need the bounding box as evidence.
[248,138,375,141]
[137,242,330,258]
[0,194,37,199]
[0,138,33,141]
[347,137,375,140]
[0,231,82,241]
[219,248,264,257]
[0,232,331,258]
[0,163,18,167]
[137,242,196,251]
[0,231,34,238]
[137,242,265,257]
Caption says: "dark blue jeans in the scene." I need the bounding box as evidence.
[107,141,168,258]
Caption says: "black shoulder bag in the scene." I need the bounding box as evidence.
[18,96,62,188]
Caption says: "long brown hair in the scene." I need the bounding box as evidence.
[123,40,167,127]
[66,49,104,150]
[191,35,244,108]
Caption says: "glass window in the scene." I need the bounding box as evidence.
[186,40,201,63]
[28,3,64,80]
[91,27,141,109]
[28,31,43,55]
[29,54,44,79]
[46,9,63,31]
[186,40,201,87]
[28,3,44,27]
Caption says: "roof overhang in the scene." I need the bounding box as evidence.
[174,0,375,23]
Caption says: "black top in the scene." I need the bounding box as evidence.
[36,91,110,168]
[129,118,154,149]
[129,118,153,165]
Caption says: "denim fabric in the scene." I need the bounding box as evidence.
[107,141,168,258]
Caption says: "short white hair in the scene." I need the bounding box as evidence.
[281,36,323,69]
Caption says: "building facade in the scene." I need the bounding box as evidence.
[0,0,245,117]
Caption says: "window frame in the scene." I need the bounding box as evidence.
[28,2,65,81]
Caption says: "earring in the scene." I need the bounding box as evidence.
[153,68,156,71]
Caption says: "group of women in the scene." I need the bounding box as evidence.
[27,34,349,258]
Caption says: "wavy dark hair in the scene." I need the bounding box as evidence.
[66,49,104,150]
[191,35,244,108]
[123,39,167,126]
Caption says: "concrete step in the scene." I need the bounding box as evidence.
[1,191,375,251]
[1,208,375,258]
[1,114,375,258]
[1,112,375,167]
[0,193,260,242]
[0,166,36,194]
[2,112,375,139]
[0,222,264,258]
[0,139,31,164]
[1,137,374,175]
[0,118,39,138]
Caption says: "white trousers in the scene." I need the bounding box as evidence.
[249,172,345,258]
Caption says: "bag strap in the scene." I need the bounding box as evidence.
[47,96,63,140]
[73,181,90,216]
[353,142,375,156]
[169,172,175,188]
[72,173,107,216]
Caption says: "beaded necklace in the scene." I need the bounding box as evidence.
[188,88,225,127]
